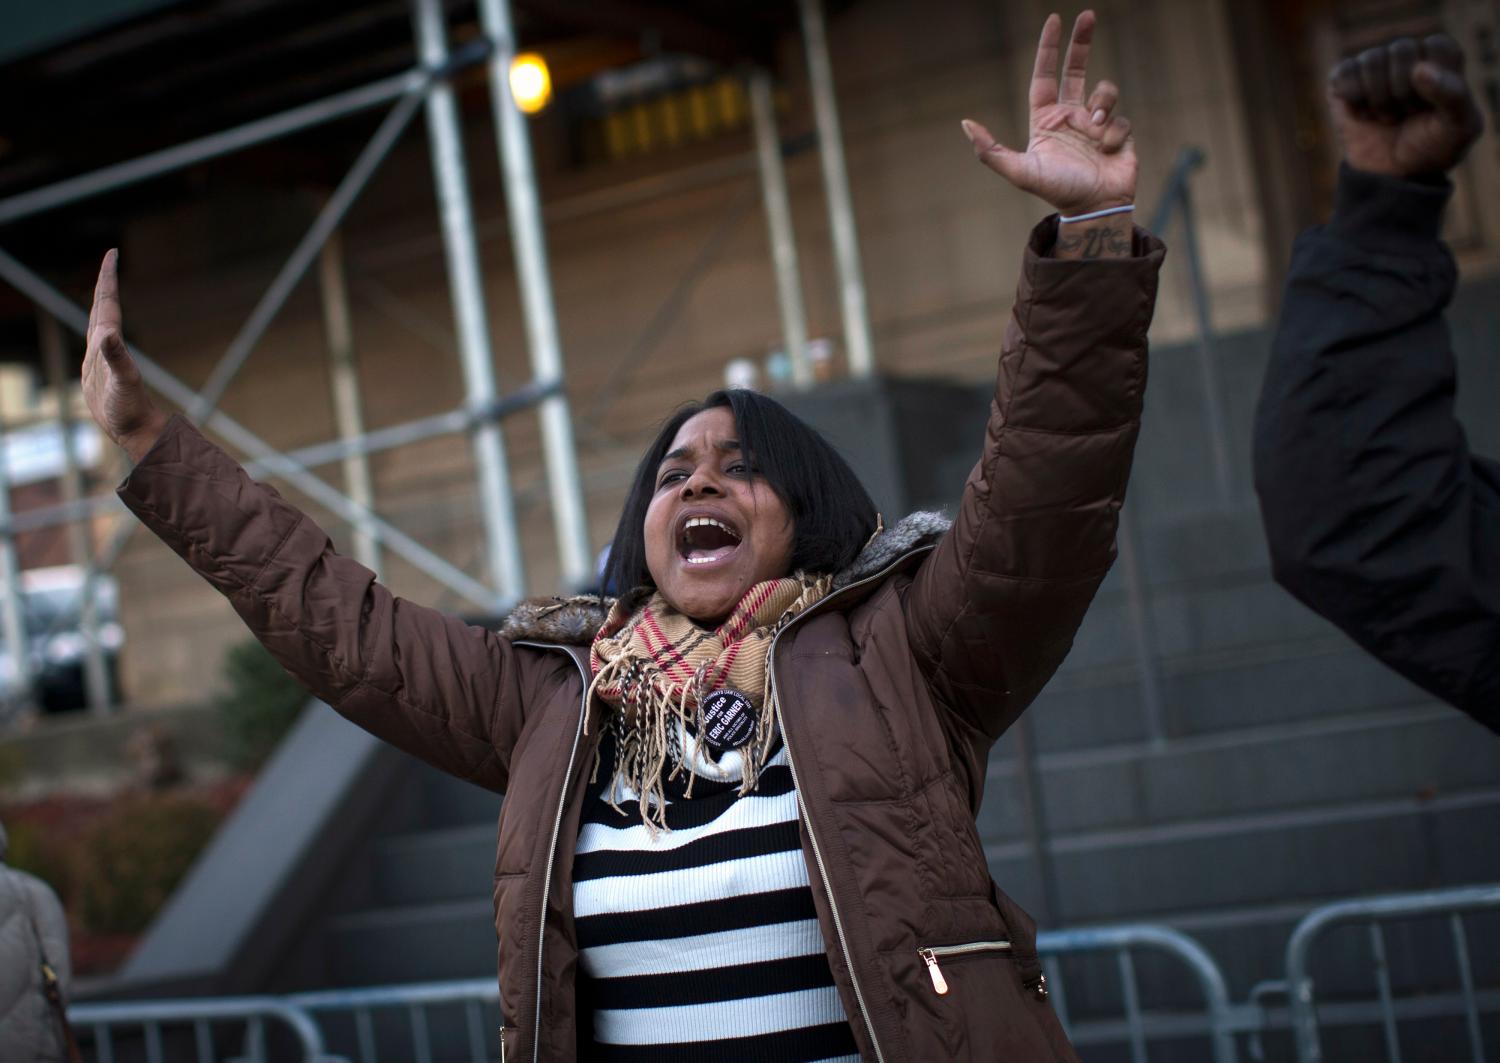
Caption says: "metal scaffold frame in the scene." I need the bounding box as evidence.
[0,0,594,712]
[0,0,875,717]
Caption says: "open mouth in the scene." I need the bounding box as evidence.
[678,515,743,566]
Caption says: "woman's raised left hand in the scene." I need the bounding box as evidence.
[962,10,1136,217]
[82,250,167,462]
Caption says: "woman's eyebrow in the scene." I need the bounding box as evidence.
[660,439,741,465]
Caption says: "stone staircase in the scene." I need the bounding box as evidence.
[984,508,1500,1037]
[253,495,1500,1060]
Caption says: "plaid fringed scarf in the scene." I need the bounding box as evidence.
[587,573,831,831]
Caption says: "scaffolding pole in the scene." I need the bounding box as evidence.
[319,231,381,573]
[412,0,526,601]
[38,312,112,715]
[478,0,592,590]
[0,407,30,712]
[798,0,875,378]
[748,69,812,388]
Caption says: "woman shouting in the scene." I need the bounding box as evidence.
[83,9,1160,1061]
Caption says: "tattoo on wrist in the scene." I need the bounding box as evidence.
[1054,224,1133,259]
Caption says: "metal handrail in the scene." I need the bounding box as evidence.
[1147,145,1207,235]
[1039,922,1239,1063]
[1148,144,1233,508]
[1104,143,1216,751]
[70,996,337,1063]
[1286,883,1500,1063]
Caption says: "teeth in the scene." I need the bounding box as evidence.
[684,516,740,541]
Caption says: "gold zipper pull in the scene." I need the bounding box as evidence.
[919,948,949,994]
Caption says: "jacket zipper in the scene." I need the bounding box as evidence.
[917,940,1012,995]
[517,643,590,1063]
[769,659,886,1063]
[767,553,930,1063]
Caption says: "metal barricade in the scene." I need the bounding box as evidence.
[1244,978,1291,1062]
[292,936,1239,1063]
[1286,883,1500,1063]
[70,996,335,1063]
[69,927,1241,1062]
[287,978,500,1063]
[1039,923,1241,1063]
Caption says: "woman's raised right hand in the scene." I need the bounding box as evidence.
[83,250,167,462]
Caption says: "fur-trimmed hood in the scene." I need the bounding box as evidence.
[499,511,951,646]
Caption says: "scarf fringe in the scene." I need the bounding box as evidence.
[586,574,829,835]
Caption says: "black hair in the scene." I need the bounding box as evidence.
[602,389,879,598]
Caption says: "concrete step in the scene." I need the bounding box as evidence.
[417,760,502,829]
[372,822,496,908]
[1062,575,1340,675]
[1032,640,1426,750]
[323,898,498,985]
[364,707,1499,912]
[981,703,1500,840]
[1124,505,1271,588]
[985,788,1500,928]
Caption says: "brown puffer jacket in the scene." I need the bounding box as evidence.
[119,218,1163,1061]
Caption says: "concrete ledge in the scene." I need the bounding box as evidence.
[95,700,404,999]
[0,702,229,797]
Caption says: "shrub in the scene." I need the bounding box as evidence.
[219,639,308,769]
[5,818,74,900]
[0,743,22,791]
[75,796,221,934]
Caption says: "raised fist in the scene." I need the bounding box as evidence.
[1329,34,1484,179]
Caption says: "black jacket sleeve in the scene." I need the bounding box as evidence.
[1254,164,1500,731]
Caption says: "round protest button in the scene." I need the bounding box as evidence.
[698,688,756,752]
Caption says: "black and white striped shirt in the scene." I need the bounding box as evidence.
[573,726,861,1062]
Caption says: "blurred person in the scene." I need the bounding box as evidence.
[125,722,184,791]
[0,820,79,1062]
[1254,34,1495,730]
[81,10,1161,1061]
